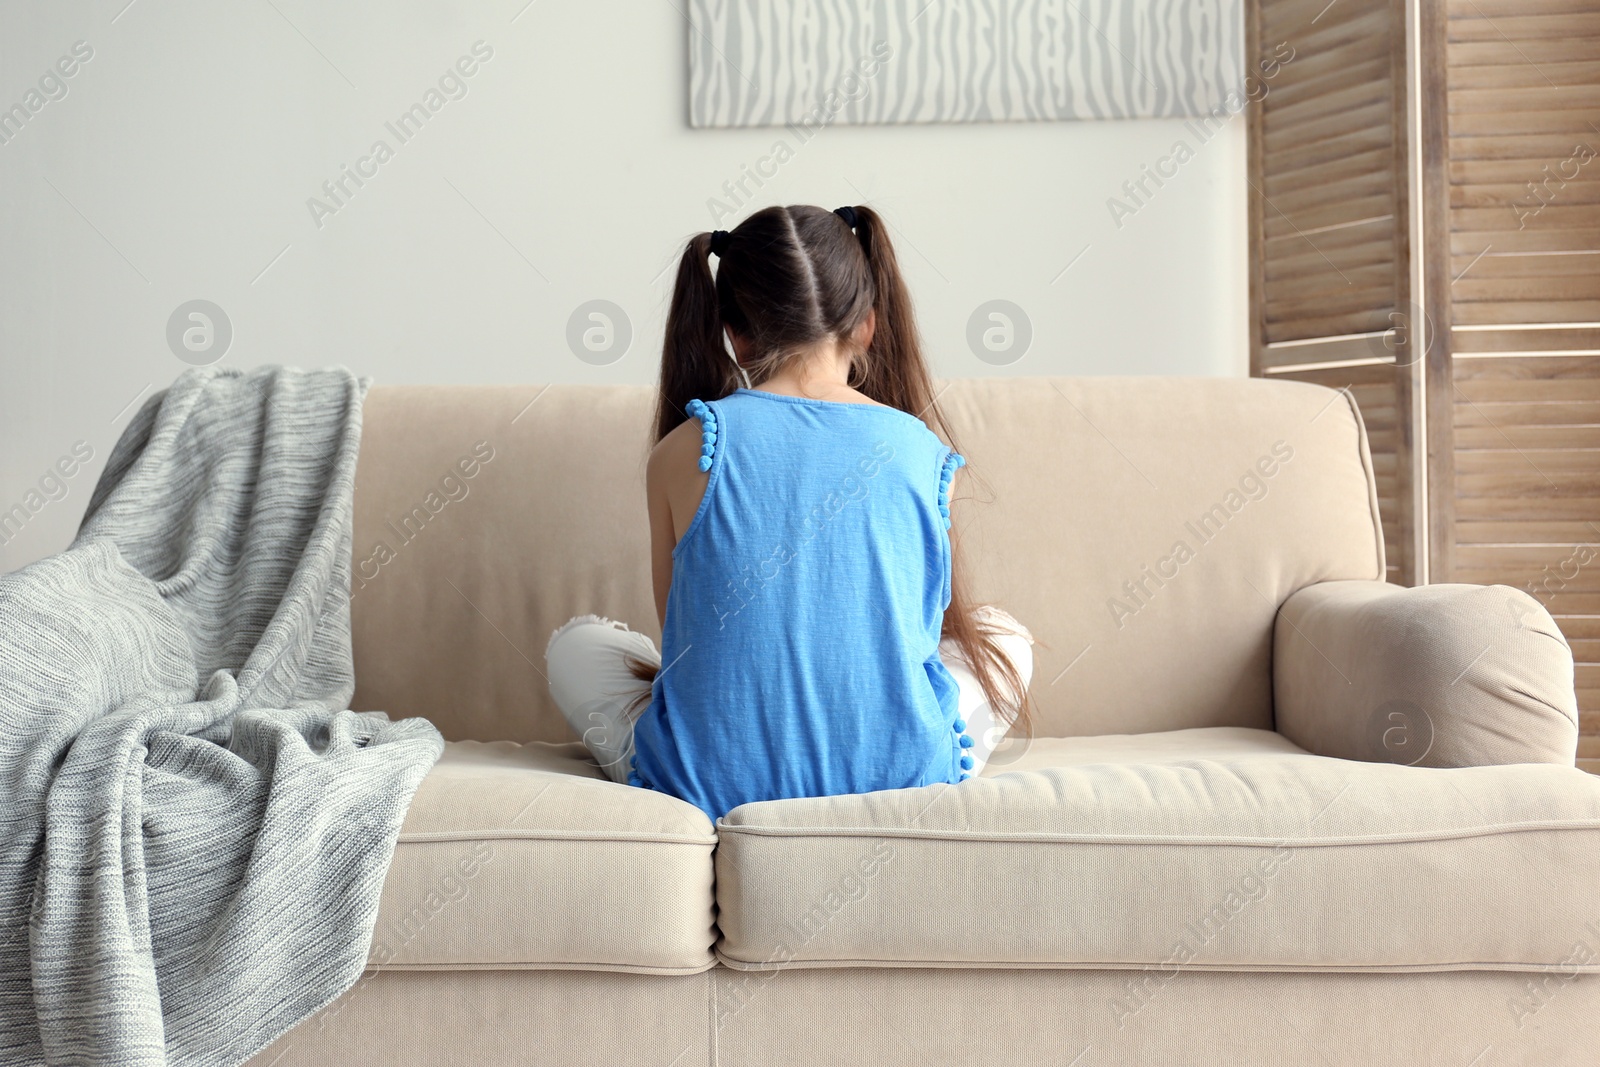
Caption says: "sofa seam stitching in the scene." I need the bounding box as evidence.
[714,820,1600,845]
[397,831,717,845]
[366,957,717,975]
[707,960,719,1067]
[710,953,1600,973]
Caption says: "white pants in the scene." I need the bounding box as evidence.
[544,607,1034,787]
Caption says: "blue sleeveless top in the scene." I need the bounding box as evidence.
[628,388,973,820]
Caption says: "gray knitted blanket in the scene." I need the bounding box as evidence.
[0,366,443,1066]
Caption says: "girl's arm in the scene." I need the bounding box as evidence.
[646,447,677,627]
[645,419,711,627]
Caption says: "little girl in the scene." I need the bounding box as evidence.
[546,204,1034,820]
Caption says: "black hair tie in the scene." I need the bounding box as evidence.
[709,230,731,257]
[833,206,859,229]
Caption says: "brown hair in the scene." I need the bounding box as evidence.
[638,204,1031,737]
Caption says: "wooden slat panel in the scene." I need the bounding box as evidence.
[1264,123,1393,176]
[1453,182,1600,210]
[1450,253,1600,281]
[1266,307,1397,344]
[1262,0,1386,38]
[1264,101,1395,154]
[1454,546,1600,581]
[1455,520,1600,542]
[1449,228,1600,254]
[1449,14,1600,41]
[1365,436,1402,464]
[1450,58,1600,89]
[1455,472,1600,499]
[1454,159,1600,184]
[1267,147,1396,198]
[1258,0,1345,32]
[1456,369,1600,400]
[1261,337,1397,373]
[1267,217,1400,255]
[1455,277,1600,304]
[1265,283,1397,319]
[1266,75,1392,129]
[1454,301,1600,325]
[1446,0,1600,361]
[1363,412,1398,436]
[1455,354,1600,380]
[1451,110,1600,136]
[1456,447,1600,471]
[1451,87,1600,114]
[1267,35,1386,92]
[1455,205,1600,234]
[1268,244,1395,286]
[1267,59,1395,111]
[1454,327,1600,353]
[1271,170,1398,218]
[1465,278,1600,307]
[1451,135,1600,162]
[1265,193,1397,239]
[1455,399,1600,427]
[1267,266,1399,306]
[1450,39,1600,66]
[1459,375,1600,404]
[1449,325,1600,700]
[1449,0,1600,17]
[1265,4,1392,49]
[1458,496,1600,520]
[1456,425,1600,448]
[1265,358,1401,389]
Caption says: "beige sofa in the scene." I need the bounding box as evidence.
[250,377,1600,1067]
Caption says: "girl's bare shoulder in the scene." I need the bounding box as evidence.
[646,418,706,490]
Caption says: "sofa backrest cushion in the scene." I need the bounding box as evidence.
[349,377,1384,742]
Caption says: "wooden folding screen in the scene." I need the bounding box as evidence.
[1248,0,1600,772]
[1444,0,1600,773]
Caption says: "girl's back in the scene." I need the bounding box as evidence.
[544,204,1031,823]
[629,388,970,818]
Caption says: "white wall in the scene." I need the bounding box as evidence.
[0,0,1247,572]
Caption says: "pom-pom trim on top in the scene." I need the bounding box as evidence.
[953,717,975,782]
[937,452,966,530]
[943,479,974,781]
[627,752,650,790]
[686,398,718,473]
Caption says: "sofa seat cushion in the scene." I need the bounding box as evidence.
[994,724,1307,770]
[371,740,717,973]
[714,727,1600,972]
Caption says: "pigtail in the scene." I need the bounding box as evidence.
[654,232,738,443]
[846,205,1035,742]
[847,206,947,440]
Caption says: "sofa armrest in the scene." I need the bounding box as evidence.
[1274,580,1578,767]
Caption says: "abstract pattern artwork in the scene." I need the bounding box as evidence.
[688,0,1244,127]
